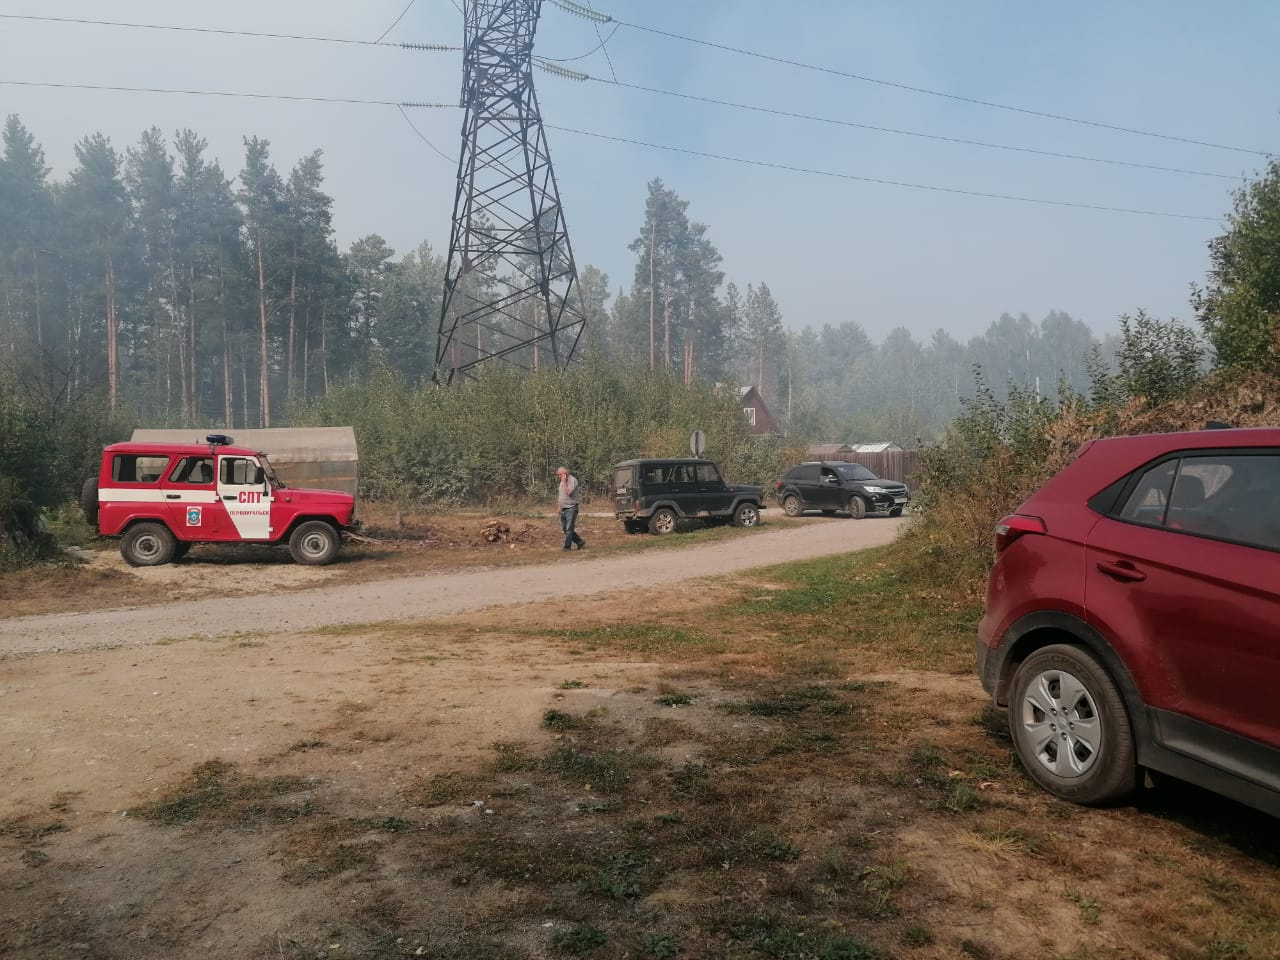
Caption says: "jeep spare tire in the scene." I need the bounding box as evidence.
[81,477,99,526]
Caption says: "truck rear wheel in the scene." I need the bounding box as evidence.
[121,522,176,567]
[289,521,340,565]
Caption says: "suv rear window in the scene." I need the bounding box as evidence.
[1117,453,1280,549]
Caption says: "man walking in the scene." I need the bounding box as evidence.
[556,465,586,551]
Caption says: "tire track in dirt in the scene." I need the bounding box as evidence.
[0,518,905,655]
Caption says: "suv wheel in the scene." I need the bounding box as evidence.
[846,496,866,519]
[121,522,177,567]
[1008,644,1137,805]
[289,521,340,565]
[732,502,760,528]
[782,494,803,517]
[648,508,678,535]
[889,506,904,518]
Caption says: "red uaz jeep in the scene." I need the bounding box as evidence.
[83,434,358,566]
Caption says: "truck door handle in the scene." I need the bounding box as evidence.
[1096,560,1146,582]
[165,493,180,500]
[222,495,238,501]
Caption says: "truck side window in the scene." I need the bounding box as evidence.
[112,454,170,484]
[219,457,258,485]
[170,457,214,484]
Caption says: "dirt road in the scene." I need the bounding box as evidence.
[0,518,904,655]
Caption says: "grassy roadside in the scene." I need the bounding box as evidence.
[6,541,1264,960]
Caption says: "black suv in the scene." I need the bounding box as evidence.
[613,458,765,534]
[774,461,909,518]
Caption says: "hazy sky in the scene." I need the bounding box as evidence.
[2,1,1277,343]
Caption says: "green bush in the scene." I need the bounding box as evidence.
[291,358,782,506]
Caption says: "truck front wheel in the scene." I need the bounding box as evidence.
[289,521,340,565]
[121,522,177,567]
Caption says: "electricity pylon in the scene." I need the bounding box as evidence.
[436,0,587,383]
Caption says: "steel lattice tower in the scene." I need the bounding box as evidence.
[436,0,587,383]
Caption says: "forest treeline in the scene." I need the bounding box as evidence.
[3,109,1277,566]
[3,114,1151,442]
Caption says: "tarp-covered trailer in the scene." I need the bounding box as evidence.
[130,427,359,498]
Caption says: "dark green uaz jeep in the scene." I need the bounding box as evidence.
[612,458,765,535]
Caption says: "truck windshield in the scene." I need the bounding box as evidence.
[259,454,286,488]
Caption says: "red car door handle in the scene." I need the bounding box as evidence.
[1096,560,1146,582]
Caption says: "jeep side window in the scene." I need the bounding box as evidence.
[170,457,214,485]
[219,456,259,485]
[695,464,722,485]
[668,464,696,485]
[112,454,170,484]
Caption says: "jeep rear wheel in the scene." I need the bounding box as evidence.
[121,522,176,567]
[289,521,340,565]
[1008,644,1137,806]
[732,502,760,528]
[846,496,866,519]
[782,494,802,517]
[648,508,678,535]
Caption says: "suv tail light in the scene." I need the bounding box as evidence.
[775,480,783,491]
[994,514,1046,554]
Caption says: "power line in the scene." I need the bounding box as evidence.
[3,74,1226,216]
[535,68,1244,181]
[0,13,458,51]
[375,0,418,44]
[547,2,1271,158]
[398,105,455,164]
[0,79,452,108]
[545,124,1221,222]
[539,23,620,62]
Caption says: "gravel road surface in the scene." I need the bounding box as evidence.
[0,518,904,655]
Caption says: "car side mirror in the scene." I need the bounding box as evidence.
[254,466,266,484]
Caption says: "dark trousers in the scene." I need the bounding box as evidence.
[560,504,584,549]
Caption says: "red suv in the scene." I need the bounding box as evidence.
[977,427,1280,816]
